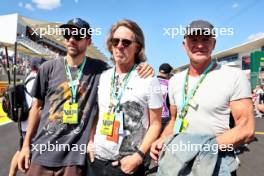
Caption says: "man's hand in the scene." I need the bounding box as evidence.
[87,140,95,162]
[137,63,155,78]
[150,137,165,161]
[17,146,31,173]
[112,153,143,174]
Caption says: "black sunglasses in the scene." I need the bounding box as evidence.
[111,38,135,48]
[63,33,86,41]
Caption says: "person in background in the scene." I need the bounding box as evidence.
[9,58,46,176]
[254,85,264,116]
[157,63,173,131]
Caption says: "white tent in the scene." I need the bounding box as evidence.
[0,13,18,45]
[0,13,108,61]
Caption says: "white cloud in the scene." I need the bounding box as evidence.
[18,2,35,11]
[32,0,61,10]
[247,32,264,41]
[18,2,23,7]
[232,3,239,8]
[25,3,35,11]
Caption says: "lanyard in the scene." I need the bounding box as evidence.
[109,65,136,113]
[64,58,86,103]
[179,61,216,119]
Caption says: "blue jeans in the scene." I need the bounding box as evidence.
[157,134,239,176]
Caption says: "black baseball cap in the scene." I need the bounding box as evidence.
[159,63,173,74]
[29,58,47,69]
[185,20,215,37]
[60,18,91,38]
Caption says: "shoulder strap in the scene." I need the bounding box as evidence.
[24,76,36,96]
[24,76,36,85]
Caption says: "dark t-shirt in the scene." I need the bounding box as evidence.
[30,57,108,167]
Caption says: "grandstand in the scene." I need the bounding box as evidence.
[0,13,108,60]
[0,13,108,91]
[17,36,57,57]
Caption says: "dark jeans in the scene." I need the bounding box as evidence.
[26,162,84,176]
[86,158,147,176]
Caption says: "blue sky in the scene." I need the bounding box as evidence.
[1,0,263,71]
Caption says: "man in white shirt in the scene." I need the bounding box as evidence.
[150,20,255,175]
[87,19,163,176]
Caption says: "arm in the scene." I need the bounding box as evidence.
[87,114,99,162]
[150,104,177,161]
[18,99,42,173]
[9,151,20,176]
[139,108,162,154]
[160,105,177,139]
[160,77,177,139]
[216,98,255,149]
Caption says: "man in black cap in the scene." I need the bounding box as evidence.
[185,19,215,37]
[17,17,153,176]
[17,17,106,176]
[151,20,255,175]
[60,18,92,40]
[158,63,173,80]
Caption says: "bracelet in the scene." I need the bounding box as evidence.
[135,148,145,160]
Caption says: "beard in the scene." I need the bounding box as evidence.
[67,46,86,58]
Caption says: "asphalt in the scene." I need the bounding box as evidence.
[0,122,22,176]
[236,117,264,176]
[0,118,263,176]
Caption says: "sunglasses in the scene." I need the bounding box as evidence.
[111,38,135,48]
[63,33,86,41]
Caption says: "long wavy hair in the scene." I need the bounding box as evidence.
[106,19,146,64]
